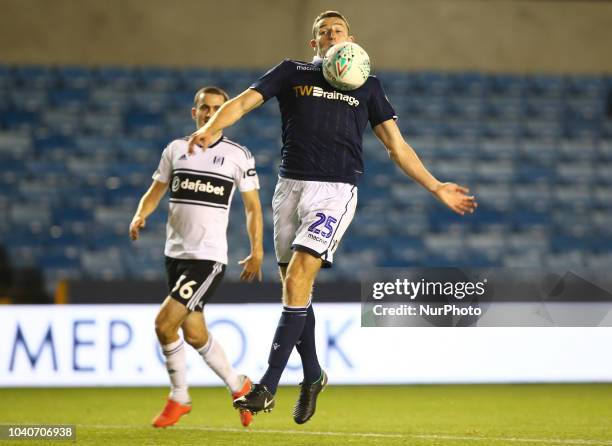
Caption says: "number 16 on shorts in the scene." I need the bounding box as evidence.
[172,275,197,300]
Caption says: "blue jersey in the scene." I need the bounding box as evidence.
[250,59,397,185]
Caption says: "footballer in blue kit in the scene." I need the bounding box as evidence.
[251,58,396,185]
[189,11,477,424]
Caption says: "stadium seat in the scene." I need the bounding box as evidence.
[2,65,611,287]
[524,74,564,99]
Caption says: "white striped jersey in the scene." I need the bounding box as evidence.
[152,135,259,264]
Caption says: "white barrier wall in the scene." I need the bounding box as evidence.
[1,304,612,386]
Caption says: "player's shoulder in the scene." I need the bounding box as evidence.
[217,136,253,161]
[165,137,189,150]
[159,137,189,157]
[365,74,384,88]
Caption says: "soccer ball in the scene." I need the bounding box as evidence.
[322,42,371,91]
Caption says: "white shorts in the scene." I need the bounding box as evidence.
[272,177,358,268]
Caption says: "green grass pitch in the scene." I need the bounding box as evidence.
[1,384,611,445]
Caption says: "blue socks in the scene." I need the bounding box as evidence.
[260,305,308,394]
[296,304,322,384]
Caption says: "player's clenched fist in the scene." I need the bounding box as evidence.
[129,215,146,241]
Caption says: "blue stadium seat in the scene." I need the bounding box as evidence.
[502,250,544,267]
[593,186,612,209]
[51,206,94,225]
[564,98,602,123]
[555,162,594,184]
[564,76,604,99]
[445,97,482,120]
[483,97,522,121]
[129,91,174,113]
[0,131,32,156]
[9,88,49,112]
[80,248,125,279]
[513,183,551,212]
[518,136,557,161]
[447,72,484,97]
[524,74,563,98]
[597,138,612,161]
[523,98,562,120]
[10,204,51,226]
[511,210,551,231]
[35,133,77,154]
[0,110,39,130]
[94,67,137,90]
[13,66,57,88]
[57,66,94,89]
[552,211,592,236]
[89,88,129,111]
[552,185,592,210]
[165,111,195,136]
[551,235,594,253]
[179,68,216,92]
[0,65,12,89]
[506,230,550,253]
[473,161,515,183]
[49,88,90,109]
[0,160,29,187]
[137,67,180,91]
[592,211,612,236]
[3,65,611,282]
[477,136,518,159]
[41,109,81,134]
[428,208,470,231]
[557,136,597,161]
[18,178,65,207]
[483,74,525,97]
[545,251,586,268]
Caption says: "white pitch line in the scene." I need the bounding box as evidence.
[80,424,612,445]
[414,434,612,445]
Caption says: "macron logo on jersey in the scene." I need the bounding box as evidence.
[293,85,360,107]
[296,65,320,71]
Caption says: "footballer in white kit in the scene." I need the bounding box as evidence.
[130,87,263,429]
[154,136,259,310]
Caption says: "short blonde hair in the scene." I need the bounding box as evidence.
[312,11,350,38]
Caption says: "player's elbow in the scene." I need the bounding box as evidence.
[243,196,263,217]
[386,145,402,164]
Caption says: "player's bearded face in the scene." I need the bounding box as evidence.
[312,18,353,57]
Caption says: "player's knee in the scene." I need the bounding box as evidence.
[184,331,208,349]
[284,273,310,307]
[154,314,178,344]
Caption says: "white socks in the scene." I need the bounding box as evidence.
[162,335,241,400]
[161,339,190,404]
[197,335,242,393]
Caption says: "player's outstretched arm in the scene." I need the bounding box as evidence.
[238,189,264,282]
[188,89,264,154]
[373,119,477,215]
[129,180,168,240]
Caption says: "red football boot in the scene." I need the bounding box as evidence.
[152,398,192,428]
[232,375,253,427]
